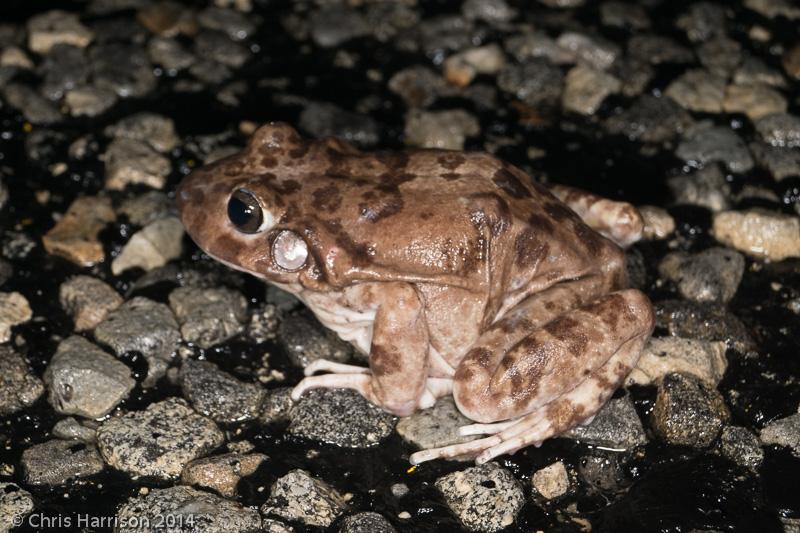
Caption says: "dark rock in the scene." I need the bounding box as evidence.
[90,42,156,98]
[39,44,89,100]
[96,397,224,480]
[564,392,647,449]
[668,164,731,212]
[105,112,179,153]
[59,275,123,331]
[169,286,248,348]
[310,6,370,48]
[22,439,104,485]
[339,512,397,533]
[497,59,564,108]
[676,123,754,174]
[180,359,266,423]
[299,102,380,147]
[261,469,346,528]
[0,345,44,415]
[278,312,354,369]
[658,247,745,303]
[652,372,730,447]
[718,425,764,470]
[435,463,524,533]
[2,82,62,124]
[605,95,692,143]
[289,388,396,448]
[654,300,754,353]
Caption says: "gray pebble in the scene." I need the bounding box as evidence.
[27,10,94,54]
[565,392,647,449]
[261,469,347,528]
[578,453,628,493]
[116,485,261,533]
[601,1,651,30]
[91,42,156,98]
[21,439,104,485]
[0,482,34,531]
[718,425,764,471]
[605,95,692,143]
[658,247,745,303]
[65,84,118,117]
[462,0,516,23]
[654,299,755,353]
[169,286,247,348]
[0,345,44,415]
[387,66,447,109]
[39,44,89,101]
[556,32,620,71]
[339,512,397,533]
[180,359,266,423]
[259,387,294,425]
[667,164,731,212]
[676,2,728,42]
[278,312,354,369]
[760,413,800,458]
[652,372,730,448]
[435,463,524,533]
[698,37,742,77]
[94,296,181,386]
[749,142,800,181]
[189,58,233,84]
[195,30,250,69]
[396,396,474,453]
[147,36,196,71]
[2,82,62,124]
[118,191,174,226]
[103,137,171,190]
[755,112,800,148]
[59,275,123,331]
[734,55,787,87]
[497,59,564,109]
[504,31,576,65]
[52,416,97,442]
[289,388,395,448]
[665,69,726,113]
[105,112,179,153]
[310,6,370,48]
[404,109,480,151]
[676,123,754,174]
[97,397,224,480]
[628,336,728,386]
[562,64,620,115]
[44,335,135,419]
[197,6,256,41]
[627,34,693,65]
[299,102,380,147]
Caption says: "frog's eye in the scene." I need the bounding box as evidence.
[272,230,308,271]
[228,189,271,233]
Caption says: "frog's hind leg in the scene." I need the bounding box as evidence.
[409,289,654,465]
[548,184,644,248]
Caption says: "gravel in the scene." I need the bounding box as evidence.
[277,312,354,369]
[59,275,123,331]
[564,392,647,449]
[181,452,266,498]
[339,512,398,533]
[0,291,32,343]
[435,463,525,533]
[96,397,224,480]
[288,388,396,448]
[0,345,44,415]
[93,296,181,385]
[261,469,347,528]
[712,209,800,261]
[116,485,261,533]
[652,372,730,448]
[41,196,116,266]
[21,439,104,485]
[169,286,247,348]
[658,247,745,303]
[179,359,266,423]
[43,335,135,419]
[760,413,800,458]
[532,461,570,500]
[0,483,34,531]
[396,396,474,453]
[628,336,728,386]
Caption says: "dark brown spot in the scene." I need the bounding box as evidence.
[465,347,493,370]
[375,151,411,172]
[544,316,588,357]
[420,211,433,220]
[574,222,604,256]
[288,143,310,159]
[370,345,402,375]
[273,179,301,195]
[441,172,461,180]
[469,193,512,236]
[260,156,278,168]
[492,167,532,199]
[311,184,342,212]
[544,201,577,222]
[528,213,556,234]
[320,219,373,266]
[358,192,404,222]
[514,228,550,268]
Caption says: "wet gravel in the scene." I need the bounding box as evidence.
[0,0,799,532]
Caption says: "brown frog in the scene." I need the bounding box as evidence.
[177,123,654,464]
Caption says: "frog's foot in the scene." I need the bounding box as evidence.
[290,373,373,402]
[410,324,648,465]
[303,359,369,376]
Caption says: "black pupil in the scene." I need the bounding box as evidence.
[228,190,262,232]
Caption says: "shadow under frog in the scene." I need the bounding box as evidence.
[177,122,654,464]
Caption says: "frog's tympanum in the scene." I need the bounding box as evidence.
[177,123,654,464]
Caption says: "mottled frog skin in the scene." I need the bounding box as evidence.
[177,123,654,464]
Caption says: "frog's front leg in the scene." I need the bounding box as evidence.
[291,282,433,416]
[410,289,654,464]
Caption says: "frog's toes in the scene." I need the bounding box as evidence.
[290,373,372,401]
[457,419,518,437]
[303,359,369,376]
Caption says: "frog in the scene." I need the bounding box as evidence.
[177,122,654,464]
